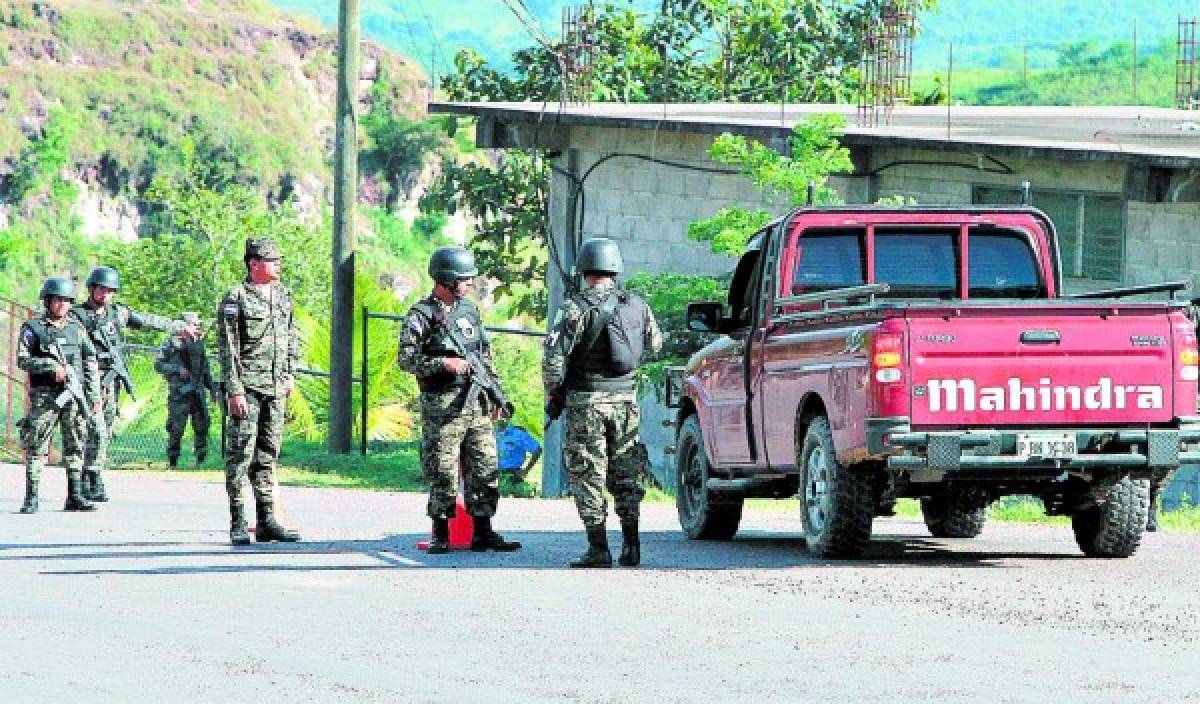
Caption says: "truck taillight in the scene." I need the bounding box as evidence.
[1182,346,1198,381]
[872,332,903,383]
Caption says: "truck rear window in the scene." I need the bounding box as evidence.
[789,226,1044,299]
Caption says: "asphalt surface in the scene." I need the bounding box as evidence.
[2,465,1198,703]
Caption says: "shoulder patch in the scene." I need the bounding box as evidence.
[222,301,239,317]
[407,315,426,338]
[22,327,35,344]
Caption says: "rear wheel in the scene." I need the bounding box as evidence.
[676,416,743,540]
[921,490,989,539]
[1071,476,1149,558]
[799,416,874,558]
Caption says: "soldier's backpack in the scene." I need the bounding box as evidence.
[579,290,646,376]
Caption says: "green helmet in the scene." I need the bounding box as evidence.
[576,237,623,275]
[428,246,478,286]
[39,277,77,302]
[85,266,121,291]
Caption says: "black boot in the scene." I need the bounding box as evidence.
[618,519,640,567]
[230,504,251,546]
[470,516,522,552]
[81,471,93,498]
[570,525,612,568]
[195,449,207,466]
[64,476,96,512]
[167,455,179,469]
[255,502,300,542]
[87,470,109,502]
[427,518,450,554]
[19,477,38,514]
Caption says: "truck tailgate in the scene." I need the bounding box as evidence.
[906,306,1175,426]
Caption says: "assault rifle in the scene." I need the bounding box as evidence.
[102,347,137,400]
[439,312,514,419]
[45,341,97,428]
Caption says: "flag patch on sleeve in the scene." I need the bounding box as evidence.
[223,302,239,316]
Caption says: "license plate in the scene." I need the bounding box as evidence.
[1016,433,1077,459]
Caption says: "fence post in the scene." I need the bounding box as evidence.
[360,305,368,456]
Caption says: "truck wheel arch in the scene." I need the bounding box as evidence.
[793,393,828,459]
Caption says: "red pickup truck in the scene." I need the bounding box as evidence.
[670,206,1200,558]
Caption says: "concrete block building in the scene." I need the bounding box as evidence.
[432,101,1200,505]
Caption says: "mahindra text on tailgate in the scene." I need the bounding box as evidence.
[906,307,1180,427]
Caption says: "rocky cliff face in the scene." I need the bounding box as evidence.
[0,0,432,238]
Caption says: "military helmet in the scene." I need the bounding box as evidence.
[85,266,121,291]
[576,237,623,275]
[39,277,77,302]
[428,246,478,286]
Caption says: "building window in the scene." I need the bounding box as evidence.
[973,186,1125,282]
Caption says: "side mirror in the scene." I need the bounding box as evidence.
[686,302,724,333]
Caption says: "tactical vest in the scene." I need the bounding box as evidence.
[411,298,485,393]
[72,303,122,370]
[24,319,88,389]
[566,289,648,393]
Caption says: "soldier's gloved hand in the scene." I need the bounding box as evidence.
[228,394,249,419]
[54,366,66,383]
[443,358,470,376]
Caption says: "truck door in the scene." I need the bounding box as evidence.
[705,230,772,466]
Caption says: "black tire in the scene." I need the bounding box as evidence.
[1071,476,1150,558]
[675,415,743,540]
[921,491,989,539]
[799,416,874,558]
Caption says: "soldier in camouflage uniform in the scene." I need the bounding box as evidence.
[70,265,179,502]
[543,237,662,568]
[16,277,103,513]
[397,246,522,555]
[216,238,301,546]
[155,312,216,468]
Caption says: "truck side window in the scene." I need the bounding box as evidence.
[875,231,959,299]
[791,231,865,295]
[968,230,1045,299]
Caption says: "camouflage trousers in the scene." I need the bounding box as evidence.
[19,388,88,483]
[419,399,499,520]
[81,382,114,473]
[223,390,284,510]
[564,399,647,527]
[166,392,210,460]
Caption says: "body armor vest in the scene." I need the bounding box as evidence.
[412,299,484,393]
[24,319,87,389]
[566,290,648,393]
[72,303,122,370]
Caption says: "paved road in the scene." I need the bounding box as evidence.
[2,465,1198,703]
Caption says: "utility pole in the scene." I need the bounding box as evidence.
[329,0,359,454]
[1132,19,1138,104]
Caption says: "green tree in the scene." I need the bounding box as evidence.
[361,114,445,213]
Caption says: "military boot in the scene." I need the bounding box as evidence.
[427,518,450,554]
[86,470,109,502]
[195,449,207,466]
[255,501,300,542]
[19,477,39,514]
[64,476,96,512]
[618,518,640,567]
[167,455,179,469]
[470,516,522,552]
[230,504,251,546]
[570,525,612,568]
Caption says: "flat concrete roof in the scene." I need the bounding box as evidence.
[429,102,1200,169]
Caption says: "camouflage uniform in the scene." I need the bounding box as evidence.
[154,324,215,466]
[543,280,662,527]
[216,279,298,515]
[216,238,300,544]
[70,299,177,493]
[397,294,501,520]
[17,311,102,511]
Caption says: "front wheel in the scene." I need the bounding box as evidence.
[798,416,874,558]
[675,415,743,540]
[1071,476,1149,558]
